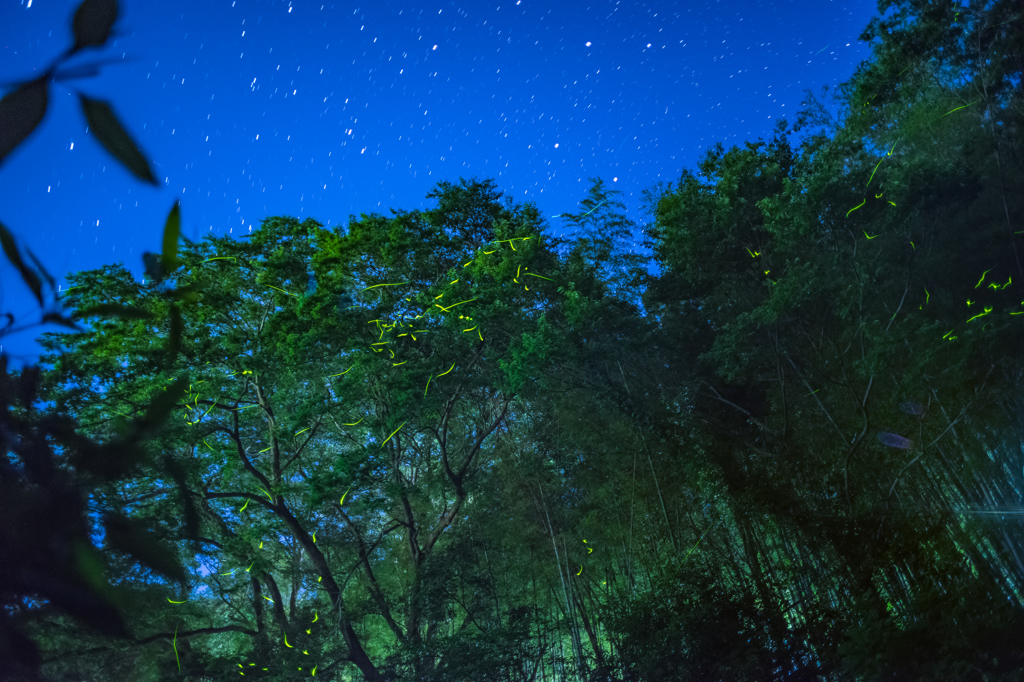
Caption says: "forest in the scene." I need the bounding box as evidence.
[1,0,1023,680]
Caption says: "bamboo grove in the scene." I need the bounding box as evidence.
[3,0,1024,680]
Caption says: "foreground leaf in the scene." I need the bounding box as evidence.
[0,220,43,305]
[0,76,48,168]
[72,0,118,50]
[104,513,185,583]
[161,201,181,273]
[78,94,156,185]
[73,303,154,320]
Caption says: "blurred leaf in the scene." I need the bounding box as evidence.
[24,248,56,293]
[41,312,83,331]
[162,201,181,274]
[0,625,42,677]
[72,0,118,51]
[0,312,14,333]
[67,434,147,480]
[0,75,48,167]
[104,513,185,583]
[78,94,156,185]
[170,281,203,303]
[51,56,136,83]
[167,303,183,359]
[137,375,189,437]
[0,220,43,305]
[163,457,200,542]
[73,303,154,320]
[68,542,128,637]
[142,251,163,284]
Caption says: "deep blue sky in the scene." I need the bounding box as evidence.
[1,0,877,365]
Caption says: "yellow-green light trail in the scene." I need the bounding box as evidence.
[173,625,181,671]
[380,422,406,448]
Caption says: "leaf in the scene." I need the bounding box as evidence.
[142,251,164,284]
[0,75,48,167]
[73,303,154,320]
[72,0,119,50]
[41,312,84,331]
[104,513,185,583]
[170,281,203,303]
[167,303,183,359]
[24,247,56,292]
[67,542,128,637]
[163,457,200,542]
[78,94,156,185]
[0,626,41,674]
[162,201,181,274]
[137,375,189,437]
[0,220,43,305]
[51,56,131,83]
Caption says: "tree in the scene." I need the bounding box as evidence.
[34,179,594,680]
[630,0,1024,677]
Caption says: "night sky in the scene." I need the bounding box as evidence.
[1,0,877,365]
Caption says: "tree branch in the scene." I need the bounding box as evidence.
[282,414,323,473]
[337,509,407,644]
[699,380,775,434]
[212,416,275,497]
[136,624,259,645]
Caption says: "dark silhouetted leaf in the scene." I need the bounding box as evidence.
[76,438,147,480]
[24,248,56,292]
[142,251,164,283]
[104,513,185,583]
[78,94,156,185]
[41,312,83,331]
[162,201,181,274]
[0,220,43,305]
[72,0,119,50]
[0,625,42,676]
[53,64,103,82]
[170,281,203,304]
[163,457,201,542]
[167,303,183,359]
[51,56,136,83]
[67,542,128,637]
[73,303,154,321]
[0,75,48,167]
[136,375,189,437]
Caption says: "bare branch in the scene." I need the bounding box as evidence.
[699,380,775,434]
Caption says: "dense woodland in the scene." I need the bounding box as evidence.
[2,0,1024,680]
